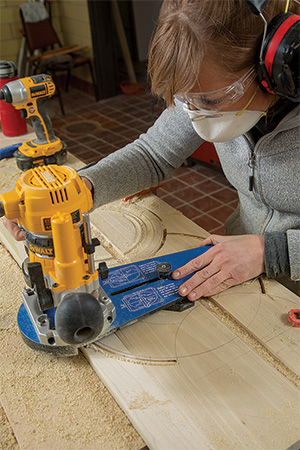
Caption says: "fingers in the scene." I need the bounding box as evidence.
[172,249,214,280]
[199,235,215,246]
[3,218,25,241]
[200,234,226,247]
[178,269,230,299]
[81,176,93,192]
[173,235,227,280]
[174,234,265,300]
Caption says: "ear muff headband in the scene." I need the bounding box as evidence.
[242,0,300,101]
[258,12,300,99]
[264,14,299,75]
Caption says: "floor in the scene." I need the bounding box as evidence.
[48,87,238,235]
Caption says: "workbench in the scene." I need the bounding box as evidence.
[0,130,299,450]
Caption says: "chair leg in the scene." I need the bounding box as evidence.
[56,83,65,115]
[65,69,71,92]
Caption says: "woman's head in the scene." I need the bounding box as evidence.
[148,0,299,106]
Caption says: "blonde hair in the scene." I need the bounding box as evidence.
[148,0,300,106]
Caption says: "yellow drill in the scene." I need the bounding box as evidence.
[0,165,115,355]
[0,74,67,171]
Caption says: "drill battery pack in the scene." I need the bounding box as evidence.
[14,142,67,171]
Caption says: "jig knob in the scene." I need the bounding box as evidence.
[156,262,172,279]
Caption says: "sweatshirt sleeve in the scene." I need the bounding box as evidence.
[287,229,300,280]
[78,102,203,209]
[264,230,300,281]
[264,232,290,278]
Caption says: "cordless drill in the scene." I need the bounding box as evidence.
[0,74,67,171]
[0,164,115,356]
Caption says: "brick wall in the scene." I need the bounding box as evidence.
[56,0,94,86]
[0,0,94,91]
[0,0,28,66]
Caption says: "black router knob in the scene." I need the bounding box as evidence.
[56,292,104,345]
[156,262,172,279]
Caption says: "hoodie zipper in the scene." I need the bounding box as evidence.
[247,138,275,232]
[247,131,281,232]
[248,149,255,192]
[245,107,299,232]
[245,106,299,195]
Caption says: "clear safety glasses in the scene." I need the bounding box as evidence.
[174,65,257,113]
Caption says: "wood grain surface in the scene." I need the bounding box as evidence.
[0,148,299,450]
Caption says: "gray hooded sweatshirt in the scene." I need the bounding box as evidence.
[79,102,300,294]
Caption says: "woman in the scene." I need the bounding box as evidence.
[6,0,300,296]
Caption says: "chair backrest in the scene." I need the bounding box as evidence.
[20,5,61,54]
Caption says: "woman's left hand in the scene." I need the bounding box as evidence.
[172,234,265,298]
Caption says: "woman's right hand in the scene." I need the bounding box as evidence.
[3,218,25,241]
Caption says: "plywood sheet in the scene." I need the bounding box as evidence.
[0,151,299,450]
[212,281,300,376]
[84,300,299,450]
[91,195,209,267]
[88,197,300,449]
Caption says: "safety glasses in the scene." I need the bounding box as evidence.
[174,65,257,112]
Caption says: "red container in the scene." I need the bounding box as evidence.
[191,141,221,169]
[0,61,27,137]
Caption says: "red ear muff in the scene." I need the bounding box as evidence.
[257,12,300,100]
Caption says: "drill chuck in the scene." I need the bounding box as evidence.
[0,80,27,105]
[0,85,12,103]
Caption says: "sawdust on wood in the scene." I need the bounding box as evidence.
[0,243,145,450]
[0,403,19,450]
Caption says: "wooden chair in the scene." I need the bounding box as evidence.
[19,2,96,114]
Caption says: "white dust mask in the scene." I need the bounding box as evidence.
[183,105,265,143]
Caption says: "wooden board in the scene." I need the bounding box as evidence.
[84,197,300,450]
[84,307,299,450]
[0,150,299,450]
[212,281,300,376]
